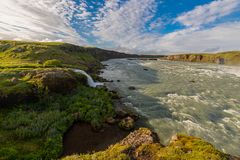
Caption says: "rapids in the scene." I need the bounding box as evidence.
[100,59,240,156]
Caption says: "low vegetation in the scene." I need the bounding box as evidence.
[0,84,114,159]
[0,40,116,159]
[63,129,229,160]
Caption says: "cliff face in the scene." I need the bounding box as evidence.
[165,51,240,65]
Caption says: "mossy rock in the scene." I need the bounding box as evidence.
[118,117,135,131]
[0,78,35,107]
[26,69,78,93]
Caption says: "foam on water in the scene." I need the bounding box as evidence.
[100,59,240,156]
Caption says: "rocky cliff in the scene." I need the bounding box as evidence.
[165,51,240,65]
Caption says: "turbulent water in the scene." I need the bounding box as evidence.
[100,59,240,156]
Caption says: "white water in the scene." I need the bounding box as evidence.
[73,69,104,88]
[100,59,240,156]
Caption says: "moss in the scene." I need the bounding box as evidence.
[63,144,131,160]
[25,69,78,94]
[135,143,162,160]
[153,134,228,160]
[43,59,62,67]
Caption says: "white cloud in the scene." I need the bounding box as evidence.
[146,22,240,54]
[76,0,92,20]
[105,22,240,54]
[90,0,240,54]
[175,0,240,27]
[0,0,240,54]
[149,17,164,30]
[0,0,86,44]
[92,0,156,49]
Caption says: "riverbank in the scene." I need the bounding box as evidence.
[164,51,240,65]
[99,58,240,158]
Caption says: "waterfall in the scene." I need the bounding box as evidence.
[72,69,104,88]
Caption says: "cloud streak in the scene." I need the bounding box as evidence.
[0,0,86,44]
[0,0,240,54]
[175,0,240,27]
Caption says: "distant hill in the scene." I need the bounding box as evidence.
[165,51,240,65]
[0,40,139,71]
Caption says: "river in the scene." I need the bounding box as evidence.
[100,59,240,156]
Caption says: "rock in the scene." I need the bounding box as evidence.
[106,117,116,124]
[128,86,136,90]
[229,156,240,160]
[128,112,140,121]
[10,77,18,83]
[189,80,195,83]
[118,116,134,130]
[110,91,120,99]
[120,128,159,148]
[170,135,180,144]
[143,68,148,71]
[115,107,128,118]
[117,80,121,82]
[26,69,78,93]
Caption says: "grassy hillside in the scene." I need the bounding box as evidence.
[165,51,240,65]
[0,40,134,71]
[0,40,119,159]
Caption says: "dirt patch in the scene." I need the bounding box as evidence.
[61,122,130,157]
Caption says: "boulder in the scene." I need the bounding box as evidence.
[118,116,134,130]
[106,117,116,125]
[26,69,78,93]
[169,135,179,144]
[115,107,128,118]
[128,86,136,90]
[120,128,159,148]
[109,91,120,99]
[10,77,19,84]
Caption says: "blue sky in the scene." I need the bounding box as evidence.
[0,0,240,54]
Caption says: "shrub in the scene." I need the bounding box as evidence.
[43,59,62,67]
[0,147,18,160]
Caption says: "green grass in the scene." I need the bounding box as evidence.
[63,144,131,160]
[0,85,114,159]
[153,134,228,160]
[0,40,101,70]
[0,40,117,159]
